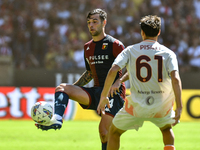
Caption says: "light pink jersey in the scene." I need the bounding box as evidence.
[113,40,179,118]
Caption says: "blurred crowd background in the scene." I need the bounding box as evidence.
[0,0,200,73]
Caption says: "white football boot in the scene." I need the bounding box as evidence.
[35,115,63,131]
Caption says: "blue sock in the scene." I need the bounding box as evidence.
[54,92,69,117]
[102,142,107,150]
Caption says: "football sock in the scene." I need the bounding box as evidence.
[54,92,69,117]
[164,145,175,150]
[102,142,107,150]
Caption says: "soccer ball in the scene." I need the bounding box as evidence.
[31,101,53,124]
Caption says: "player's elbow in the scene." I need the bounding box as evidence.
[171,71,182,87]
[172,77,180,85]
[110,64,120,73]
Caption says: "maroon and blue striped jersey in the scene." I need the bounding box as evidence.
[84,35,126,99]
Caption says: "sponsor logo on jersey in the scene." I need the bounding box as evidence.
[102,43,108,50]
[86,47,90,50]
[89,55,109,60]
[89,55,109,65]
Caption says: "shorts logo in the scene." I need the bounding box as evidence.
[146,96,154,105]
[102,43,108,50]
[105,98,114,112]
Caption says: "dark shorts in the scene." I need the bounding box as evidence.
[79,86,124,117]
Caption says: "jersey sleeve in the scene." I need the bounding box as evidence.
[167,52,179,73]
[113,47,130,69]
[112,40,125,58]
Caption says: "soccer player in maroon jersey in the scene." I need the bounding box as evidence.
[35,8,126,150]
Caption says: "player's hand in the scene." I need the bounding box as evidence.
[97,96,110,115]
[109,80,121,97]
[172,107,182,126]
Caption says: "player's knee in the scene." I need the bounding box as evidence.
[109,124,123,137]
[160,124,172,131]
[160,125,172,134]
[160,126,175,140]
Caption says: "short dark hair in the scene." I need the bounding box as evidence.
[87,8,107,22]
[140,15,161,37]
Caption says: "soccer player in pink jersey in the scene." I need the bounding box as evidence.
[97,15,183,150]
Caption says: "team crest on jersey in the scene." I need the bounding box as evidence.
[102,43,108,50]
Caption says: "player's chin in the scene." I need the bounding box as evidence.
[90,31,98,36]
[89,30,94,34]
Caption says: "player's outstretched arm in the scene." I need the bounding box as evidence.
[73,70,93,86]
[109,70,129,97]
[171,70,183,126]
[97,64,121,115]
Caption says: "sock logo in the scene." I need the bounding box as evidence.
[58,93,64,101]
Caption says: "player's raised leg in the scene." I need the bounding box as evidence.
[160,125,175,150]
[35,83,90,130]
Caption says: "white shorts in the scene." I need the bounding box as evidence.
[113,105,176,131]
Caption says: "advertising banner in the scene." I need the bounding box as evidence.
[0,87,199,121]
[0,87,99,121]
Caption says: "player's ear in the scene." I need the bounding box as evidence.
[141,30,145,39]
[103,20,107,26]
[157,30,161,36]
[141,30,144,36]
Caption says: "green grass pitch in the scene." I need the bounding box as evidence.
[0,120,199,150]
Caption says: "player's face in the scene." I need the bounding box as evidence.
[87,14,104,36]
